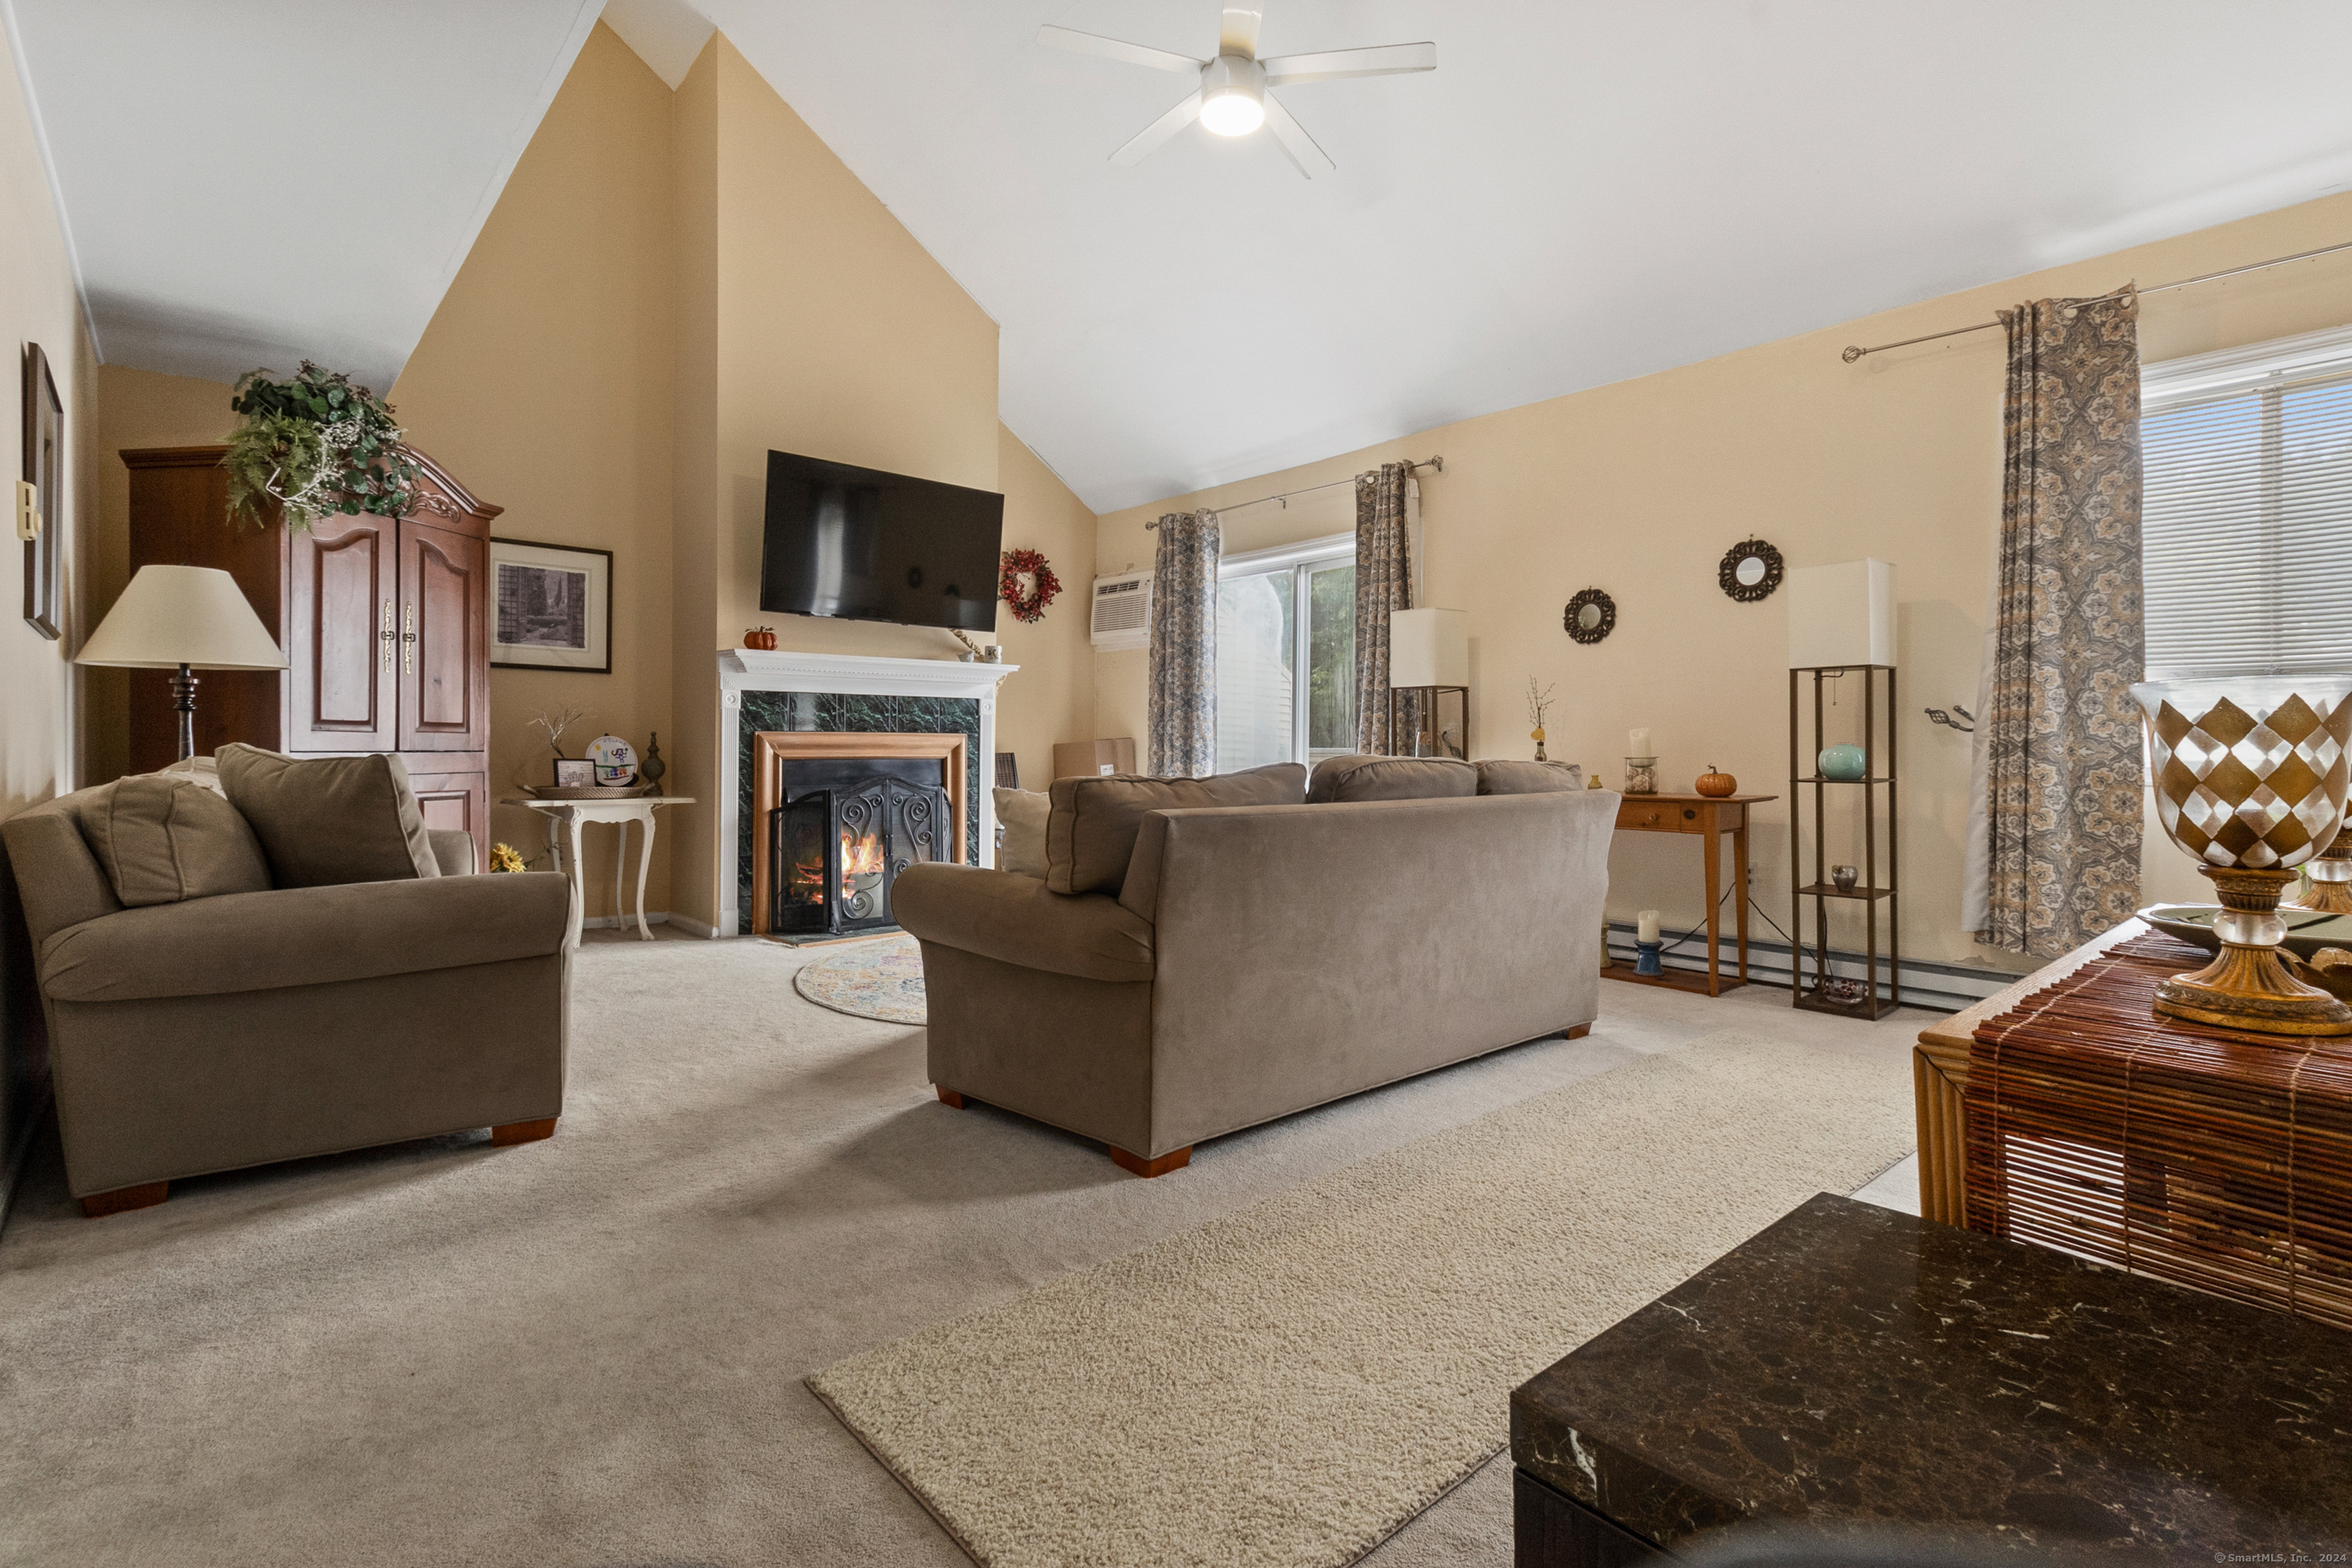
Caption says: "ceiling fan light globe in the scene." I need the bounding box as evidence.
[1200,87,1263,136]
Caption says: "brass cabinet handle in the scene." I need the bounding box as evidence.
[380,598,394,670]
[403,602,416,675]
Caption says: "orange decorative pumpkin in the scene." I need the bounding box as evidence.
[744,626,777,651]
[1695,765,1736,798]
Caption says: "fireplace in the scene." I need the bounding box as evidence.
[750,731,967,940]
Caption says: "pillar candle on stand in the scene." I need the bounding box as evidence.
[1637,910,1660,943]
[1629,728,1651,758]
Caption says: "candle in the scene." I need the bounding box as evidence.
[1629,728,1651,757]
[1637,910,1660,943]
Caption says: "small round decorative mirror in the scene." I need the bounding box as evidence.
[1718,538,1784,602]
[1564,588,1616,644]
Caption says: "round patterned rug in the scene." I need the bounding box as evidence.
[791,933,927,1025]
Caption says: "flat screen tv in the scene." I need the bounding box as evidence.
[759,450,1004,633]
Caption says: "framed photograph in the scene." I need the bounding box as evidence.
[552,759,596,788]
[22,343,62,639]
[491,537,611,672]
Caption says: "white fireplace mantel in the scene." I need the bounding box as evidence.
[716,649,1018,938]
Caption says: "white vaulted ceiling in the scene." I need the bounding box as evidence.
[7,0,601,394]
[13,2,2352,510]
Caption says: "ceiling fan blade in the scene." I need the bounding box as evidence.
[1037,24,1203,74]
[1219,3,1263,59]
[1111,89,1204,166]
[1259,90,1333,179]
[1260,41,1436,85]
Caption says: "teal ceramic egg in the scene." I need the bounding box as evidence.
[1818,743,1867,781]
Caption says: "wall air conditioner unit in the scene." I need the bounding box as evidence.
[1089,571,1152,651]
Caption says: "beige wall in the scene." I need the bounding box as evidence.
[391,22,677,921]
[1096,189,2352,973]
[0,7,98,1208]
[991,424,1097,791]
[85,364,235,787]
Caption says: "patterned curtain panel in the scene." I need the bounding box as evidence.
[1975,291,2146,957]
[1353,462,1415,753]
[1147,511,1220,777]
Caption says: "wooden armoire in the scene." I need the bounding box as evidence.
[121,446,497,856]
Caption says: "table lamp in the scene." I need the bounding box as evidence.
[77,564,288,761]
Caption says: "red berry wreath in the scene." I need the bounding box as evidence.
[998,549,1062,624]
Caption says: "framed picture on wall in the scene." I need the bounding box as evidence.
[21,343,62,639]
[490,537,611,672]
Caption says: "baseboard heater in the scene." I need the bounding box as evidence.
[1598,922,2029,1014]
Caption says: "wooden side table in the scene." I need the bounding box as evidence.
[1910,918,2142,1227]
[1601,792,1775,997]
[506,796,695,947]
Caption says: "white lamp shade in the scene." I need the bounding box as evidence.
[1390,608,1468,688]
[77,564,288,670]
[1788,559,1895,668]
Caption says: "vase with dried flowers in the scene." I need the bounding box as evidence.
[1526,679,1557,762]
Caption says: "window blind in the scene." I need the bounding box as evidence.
[2141,327,2352,680]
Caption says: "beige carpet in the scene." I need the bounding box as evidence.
[810,1035,1913,1568]
[0,933,1926,1566]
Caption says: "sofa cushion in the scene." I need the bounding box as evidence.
[1475,759,1585,795]
[38,871,572,1003]
[217,744,441,888]
[894,862,1154,983]
[1306,754,1477,804]
[1045,763,1305,896]
[75,775,272,907]
[994,786,1049,878]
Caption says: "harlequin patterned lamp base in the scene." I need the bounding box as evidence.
[2153,868,2352,1037]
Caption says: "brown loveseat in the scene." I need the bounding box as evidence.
[898,759,1617,1175]
[1,768,572,1216]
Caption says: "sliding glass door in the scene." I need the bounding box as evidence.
[1216,542,1355,771]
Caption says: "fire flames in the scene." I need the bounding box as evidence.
[840,830,884,898]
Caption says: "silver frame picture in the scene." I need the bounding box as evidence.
[491,537,612,673]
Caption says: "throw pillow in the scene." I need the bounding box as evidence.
[994,786,1049,879]
[1306,754,1478,804]
[217,744,442,888]
[77,775,272,907]
[1045,762,1306,896]
[1475,759,1585,795]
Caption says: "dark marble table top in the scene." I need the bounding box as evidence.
[1511,1194,2350,1557]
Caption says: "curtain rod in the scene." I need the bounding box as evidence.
[1838,237,2352,363]
[1143,457,1442,527]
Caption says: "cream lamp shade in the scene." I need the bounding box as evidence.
[1389,608,1468,688]
[77,564,287,670]
[1787,559,1895,668]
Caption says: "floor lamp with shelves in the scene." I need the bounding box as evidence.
[1788,663,1900,1020]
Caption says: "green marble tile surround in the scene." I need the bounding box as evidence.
[737,691,982,933]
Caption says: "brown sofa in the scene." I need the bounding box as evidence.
[0,780,572,1216]
[897,775,1618,1175]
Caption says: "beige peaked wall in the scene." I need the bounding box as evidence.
[390,21,678,921]
[1096,190,2352,972]
[82,24,1097,932]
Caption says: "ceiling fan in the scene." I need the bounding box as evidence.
[1038,3,1435,178]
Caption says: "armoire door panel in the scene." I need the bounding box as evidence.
[399,520,487,752]
[287,516,396,753]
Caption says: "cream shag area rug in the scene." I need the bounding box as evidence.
[809,1033,1912,1568]
[792,933,927,1024]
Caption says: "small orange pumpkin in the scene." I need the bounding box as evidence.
[744,626,777,651]
[1695,765,1736,798]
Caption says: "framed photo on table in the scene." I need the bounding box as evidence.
[490,537,611,673]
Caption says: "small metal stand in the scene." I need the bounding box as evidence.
[1389,684,1469,759]
[1789,664,1900,1019]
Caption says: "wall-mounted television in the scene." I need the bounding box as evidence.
[759,450,1004,633]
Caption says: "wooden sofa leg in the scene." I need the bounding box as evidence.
[935,1086,968,1108]
[1563,1022,1592,1040]
[491,1117,558,1147]
[82,1181,168,1218]
[1109,1144,1192,1178]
